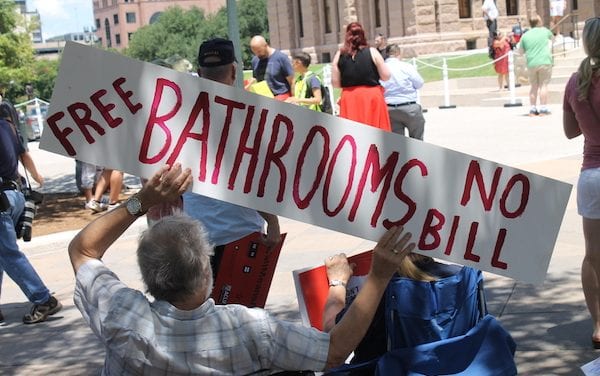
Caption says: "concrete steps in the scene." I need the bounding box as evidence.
[418,40,585,108]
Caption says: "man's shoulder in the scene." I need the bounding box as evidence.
[272,50,292,65]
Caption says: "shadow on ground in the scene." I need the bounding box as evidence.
[0,302,103,375]
[486,271,596,375]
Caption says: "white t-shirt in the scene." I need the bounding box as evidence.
[550,0,566,17]
[482,0,499,20]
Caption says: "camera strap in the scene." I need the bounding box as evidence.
[18,155,33,193]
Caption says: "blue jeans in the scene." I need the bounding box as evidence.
[0,189,50,305]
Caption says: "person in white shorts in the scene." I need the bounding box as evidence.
[79,161,97,209]
[549,0,567,33]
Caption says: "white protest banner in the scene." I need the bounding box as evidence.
[40,42,572,284]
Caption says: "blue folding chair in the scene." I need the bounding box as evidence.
[326,265,516,376]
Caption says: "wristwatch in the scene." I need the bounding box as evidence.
[328,279,347,288]
[125,194,144,217]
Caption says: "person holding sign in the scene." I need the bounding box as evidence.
[183,38,281,276]
[68,159,417,374]
[249,35,295,101]
[286,52,323,112]
[332,22,391,131]
[563,17,600,349]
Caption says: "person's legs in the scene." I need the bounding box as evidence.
[94,168,110,202]
[577,168,600,344]
[0,190,50,305]
[538,65,553,115]
[89,168,110,212]
[528,67,540,115]
[107,170,124,205]
[388,108,407,137]
[403,105,425,141]
[80,162,95,207]
[486,19,497,40]
[582,217,600,343]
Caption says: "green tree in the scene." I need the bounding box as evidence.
[125,0,268,69]
[31,59,60,101]
[0,0,36,101]
[126,6,209,64]
[236,0,268,68]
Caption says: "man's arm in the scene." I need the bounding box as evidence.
[68,164,192,273]
[324,226,415,369]
[407,64,425,90]
[20,151,44,186]
[258,211,281,247]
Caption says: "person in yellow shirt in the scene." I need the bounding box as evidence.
[286,52,323,112]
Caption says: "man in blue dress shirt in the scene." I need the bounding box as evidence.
[380,44,426,140]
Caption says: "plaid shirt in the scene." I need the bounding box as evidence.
[74,260,329,375]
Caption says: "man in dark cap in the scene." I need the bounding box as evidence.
[69,37,416,374]
[184,37,281,278]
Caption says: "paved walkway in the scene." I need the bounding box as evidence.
[1,103,597,375]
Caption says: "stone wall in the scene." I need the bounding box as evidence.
[268,0,597,62]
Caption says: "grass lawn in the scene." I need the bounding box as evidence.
[243,52,497,99]
[413,53,496,82]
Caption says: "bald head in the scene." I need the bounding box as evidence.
[250,35,270,59]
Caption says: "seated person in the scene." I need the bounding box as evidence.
[323,254,465,364]
[322,252,516,375]
[67,163,417,374]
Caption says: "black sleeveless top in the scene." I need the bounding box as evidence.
[338,48,381,87]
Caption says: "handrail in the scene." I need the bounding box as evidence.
[550,12,573,33]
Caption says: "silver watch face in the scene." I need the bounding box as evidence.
[127,196,142,215]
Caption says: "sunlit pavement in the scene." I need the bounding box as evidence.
[1,103,595,375]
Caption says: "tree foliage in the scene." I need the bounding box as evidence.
[125,0,268,68]
[31,59,60,101]
[0,0,36,101]
[236,0,268,68]
[126,6,210,64]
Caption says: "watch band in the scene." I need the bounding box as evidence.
[328,279,347,288]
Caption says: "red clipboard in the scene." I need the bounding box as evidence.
[211,231,286,308]
[292,250,373,330]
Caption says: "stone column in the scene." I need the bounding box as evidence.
[343,0,357,25]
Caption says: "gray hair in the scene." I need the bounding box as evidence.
[137,212,214,303]
[386,44,401,57]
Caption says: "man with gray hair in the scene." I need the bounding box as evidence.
[68,38,417,375]
[381,44,426,140]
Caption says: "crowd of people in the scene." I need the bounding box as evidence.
[2,7,600,374]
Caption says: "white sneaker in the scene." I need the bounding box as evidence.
[87,199,107,213]
[107,202,120,211]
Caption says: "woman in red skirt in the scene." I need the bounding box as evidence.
[332,22,391,131]
[493,31,512,91]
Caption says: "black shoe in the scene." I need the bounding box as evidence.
[23,296,62,324]
[0,309,4,323]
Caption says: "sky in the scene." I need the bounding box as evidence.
[27,0,95,40]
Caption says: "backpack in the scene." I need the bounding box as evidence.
[304,72,334,114]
